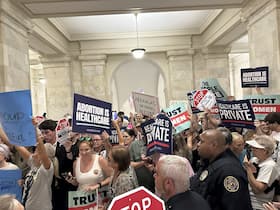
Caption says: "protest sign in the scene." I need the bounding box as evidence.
[141,119,155,147]
[68,187,109,210]
[193,89,216,111]
[132,92,160,117]
[164,102,191,134]
[200,78,228,100]
[56,118,71,144]
[217,99,255,129]
[187,90,219,118]
[0,90,35,146]
[110,127,126,145]
[244,95,280,120]
[146,114,172,156]
[241,66,269,88]
[187,90,203,114]
[72,94,112,134]
[0,169,22,201]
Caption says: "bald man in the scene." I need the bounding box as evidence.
[190,129,252,210]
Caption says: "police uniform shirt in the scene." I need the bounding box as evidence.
[190,149,253,210]
[166,190,211,210]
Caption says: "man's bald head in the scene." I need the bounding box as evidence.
[201,129,226,147]
[198,129,227,161]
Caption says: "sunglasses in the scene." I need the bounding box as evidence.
[79,136,92,141]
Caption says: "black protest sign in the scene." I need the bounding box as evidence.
[146,114,173,156]
[72,93,112,134]
[217,99,255,129]
[241,66,269,88]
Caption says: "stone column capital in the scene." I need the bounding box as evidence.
[201,47,230,59]
[78,54,107,66]
[166,49,195,61]
[40,56,72,68]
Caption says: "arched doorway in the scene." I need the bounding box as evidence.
[111,58,166,114]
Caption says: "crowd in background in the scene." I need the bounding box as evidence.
[1,110,280,210]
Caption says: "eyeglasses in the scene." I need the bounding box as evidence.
[79,136,92,141]
[93,138,102,141]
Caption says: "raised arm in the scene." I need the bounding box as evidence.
[112,120,124,145]
[0,126,31,161]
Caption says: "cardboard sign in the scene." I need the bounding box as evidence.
[0,169,22,201]
[200,78,228,100]
[132,92,160,117]
[108,186,165,210]
[164,102,191,134]
[56,118,71,144]
[68,187,109,210]
[217,99,255,129]
[0,90,35,146]
[72,94,112,134]
[193,89,216,111]
[241,66,269,88]
[244,95,280,120]
[146,114,173,156]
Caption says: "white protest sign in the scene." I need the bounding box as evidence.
[56,118,71,144]
[132,92,160,116]
[193,89,216,111]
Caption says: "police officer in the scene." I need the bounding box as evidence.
[190,129,253,210]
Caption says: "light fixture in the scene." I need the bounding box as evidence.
[39,78,46,84]
[131,13,146,59]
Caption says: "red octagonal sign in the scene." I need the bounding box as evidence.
[108,186,165,210]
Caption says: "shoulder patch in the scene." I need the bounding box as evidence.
[223,176,239,192]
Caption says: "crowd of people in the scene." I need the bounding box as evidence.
[1,110,280,210]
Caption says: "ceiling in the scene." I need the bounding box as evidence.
[13,0,248,47]
[49,10,222,41]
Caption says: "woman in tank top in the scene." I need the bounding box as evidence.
[67,137,113,191]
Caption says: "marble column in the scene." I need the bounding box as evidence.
[79,54,109,101]
[167,49,195,100]
[41,56,73,120]
[242,0,280,94]
[29,53,47,116]
[0,0,32,91]
[194,47,231,95]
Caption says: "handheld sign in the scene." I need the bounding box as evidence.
[108,186,165,210]
[164,102,191,134]
[56,118,71,145]
[68,187,109,210]
[217,99,255,129]
[244,95,280,120]
[193,89,216,111]
[241,66,269,88]
[132,92,160,117]
[110,127,126,145]
[187,90,203,114]
[0,90,35,146]
[146,114,173,156]
[141,119,155,147]
[0,169,22,201]
[200,78,228,100]
[72,93,112,134]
